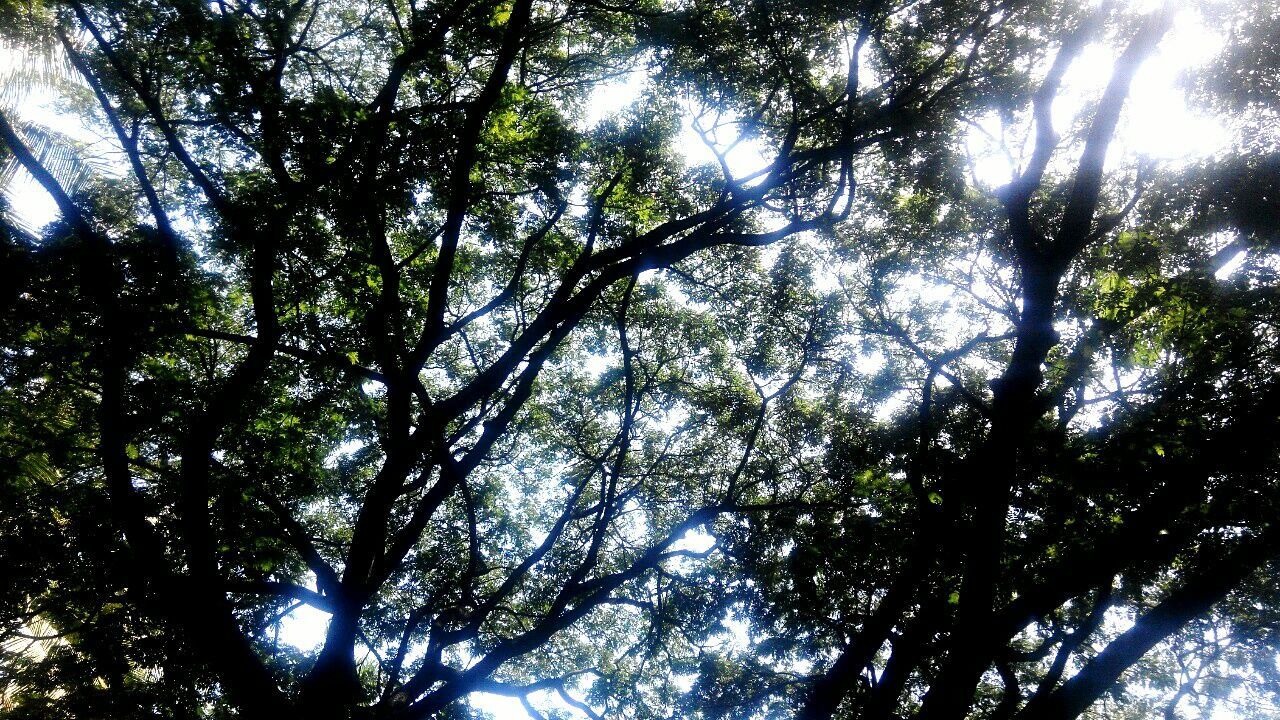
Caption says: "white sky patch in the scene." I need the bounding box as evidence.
[471,686,604,720]
[965,113,1017,189]
[654,404,689,435]
[277,601,330,651]
[6,172,58,227]
[813,262,842,294]
[1120,10,1231,160]
[581,63,650,128]
[323,437,367,469]
[677,108,773,183]
[582,351,617,377]
[853,350,887,376]
[3,109,71,231]
[882,274,982,350]
[2,44,121,229]
[1053,40,1123,137]
[1215,248,1247,280]
[1066,352,1152,431]
[718,609,753,654]
[965,4,1232,191]
[672,672,697,694]
[874,389,914,423]
[671,526,716,554]
[469,692,527,720]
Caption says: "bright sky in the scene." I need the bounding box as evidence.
[2,4,1237,230]
[0,4,1256,719]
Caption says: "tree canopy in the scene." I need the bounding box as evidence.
[2,0,1279,719]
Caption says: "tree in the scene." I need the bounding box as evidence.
[1,1,1277,720]
[677,6,1280,720]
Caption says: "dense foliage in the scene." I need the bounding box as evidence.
[2,0,1278,719]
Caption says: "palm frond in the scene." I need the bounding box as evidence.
[0,119,102,233]
[0,2,90,231]
[0,0,72,109]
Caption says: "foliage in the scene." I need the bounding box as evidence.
[1,1,1278,720]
